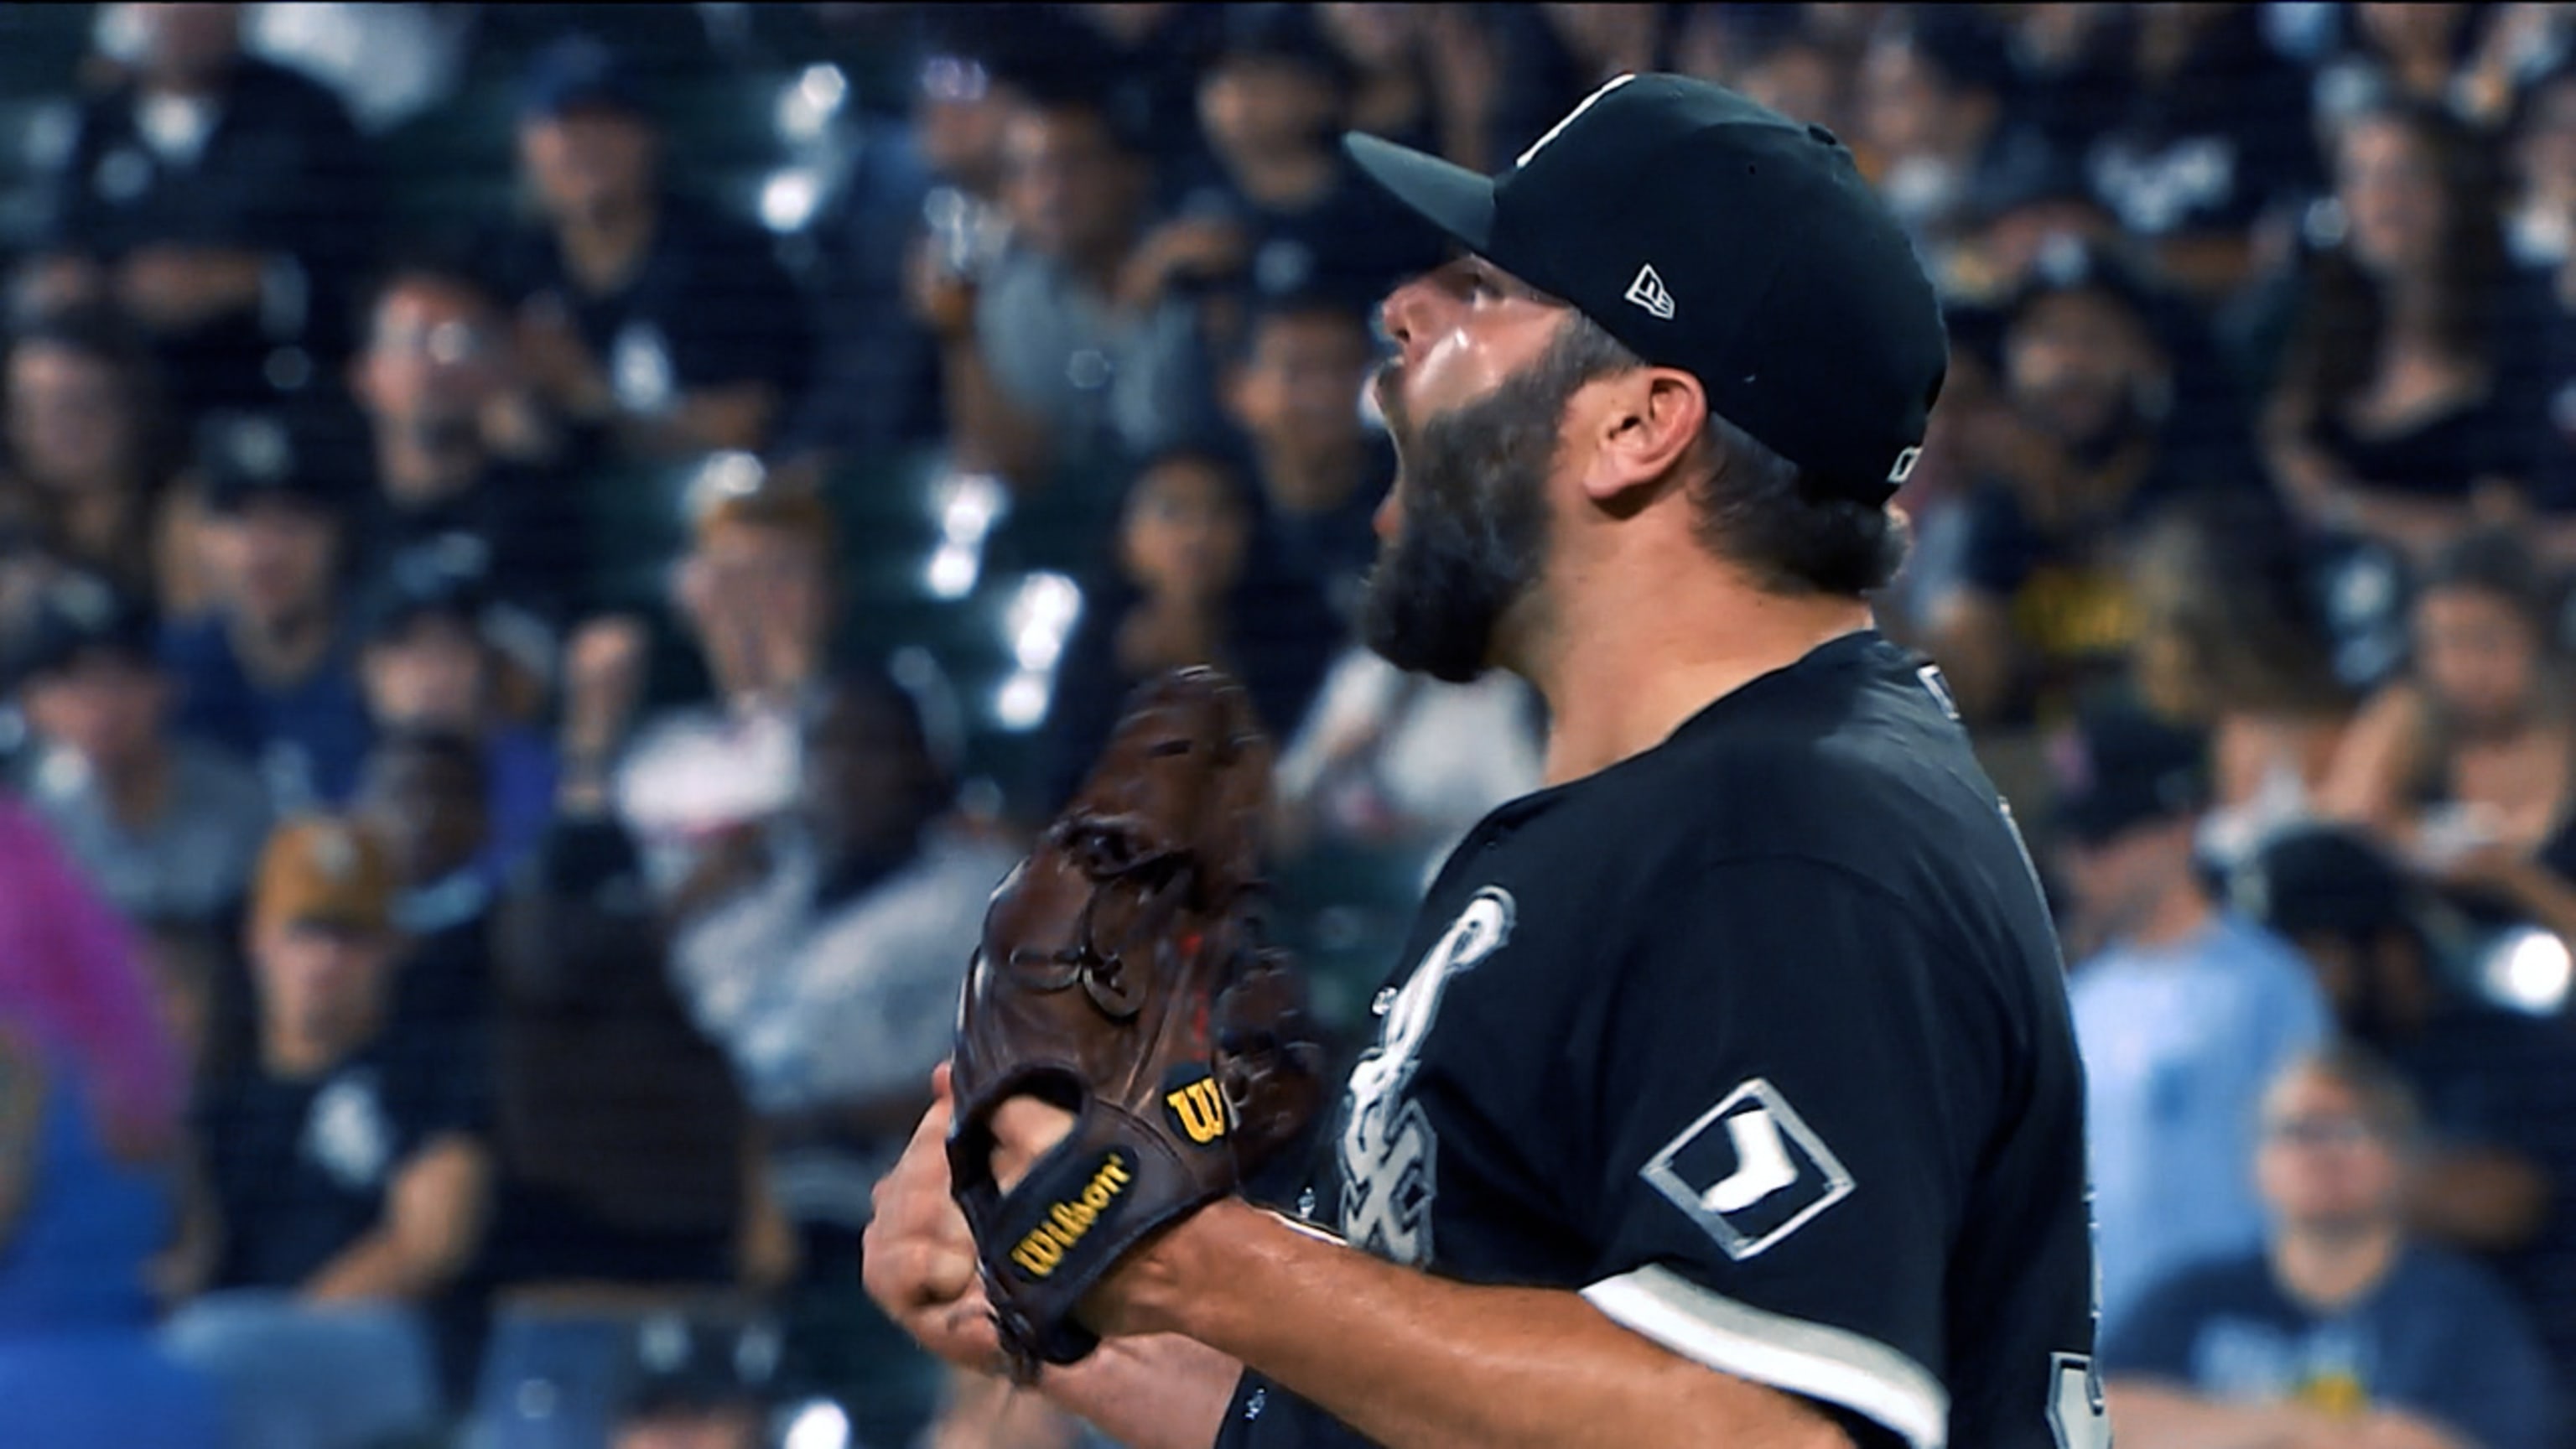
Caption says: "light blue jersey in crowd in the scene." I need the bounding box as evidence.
[2071,909,2330,1339]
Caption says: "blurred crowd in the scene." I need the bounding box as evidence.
[4,3,2576,1447]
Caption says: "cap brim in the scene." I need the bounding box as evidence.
[1343,133,1496,257]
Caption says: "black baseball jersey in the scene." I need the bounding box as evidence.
[1215,632,2103,1449]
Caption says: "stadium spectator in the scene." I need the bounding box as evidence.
[1222,288,1387,620]
[2056,705,2332,1339]
[772,18,1014,471]
[1041,448,1337,809]
[2235,825,2576,1389]
[13,578,269,927]
[1,306,183,602]
[468,816,781,1449]
[0,800,221,1449]
[355,543,560,886]
[488,34,810,461]
[2104,1046,2557,1449]
[1919,244,2244,726]
[162,413,374,812]
[600,476,838,898]
[1853,9,2049,294]
[20,1,379,422]
[2126,500,2353,860]
[2320,529,2576,937]
[667,664,1014,1447]
[166,816,487,1449]
[2506,63,2576,268]
[356,729,497,1045]
[2263,104,2525,562]
[914,84,1220,496]
[2080,3,2320,304]
[1181,7,1446,314]
[348,262,595,628]
[1272,643,1543,868]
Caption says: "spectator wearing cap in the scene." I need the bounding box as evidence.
[1919,243,2261,728]
[2263,104,2527,563]
[356,729,497,1047]
[16,2,379,423]
[2080,4,2320,304]
[2237,825,2576,1390]
[1,307,185,605]
[588,481,839,898]
[2056,705,2331,1342]
[910,80,1222,499]
[668,664,1018,1447]
[164,815,490,1449]
[1175,8,1447,315]
[486,34,811,462]
[1853,9,2057,292]
[13,578,270,927]
[162,413,374,812]
[1222,289,1388,619]
[2320,528,2576,939]
[2103,1046,2558,1449]
[349,262,596,627]
[357,542,560,886]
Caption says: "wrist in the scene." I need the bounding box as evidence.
[1119,1196,1259,1341]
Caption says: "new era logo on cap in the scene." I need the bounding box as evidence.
[1344,72,1947,503]
[1625,264,1675,320]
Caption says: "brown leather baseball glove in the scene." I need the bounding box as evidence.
[948,667,1325,1379]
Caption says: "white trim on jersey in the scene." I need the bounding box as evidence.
[1581,1265,1949,1449]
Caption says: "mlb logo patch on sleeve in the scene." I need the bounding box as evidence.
[1641,1078,1853,1260]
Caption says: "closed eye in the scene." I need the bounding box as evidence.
[1148,740,1194,757]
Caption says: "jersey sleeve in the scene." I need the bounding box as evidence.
[1571,856,2008,1449]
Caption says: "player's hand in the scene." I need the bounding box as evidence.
[986,1090,1207,1343]
[864,1064,1006,1372]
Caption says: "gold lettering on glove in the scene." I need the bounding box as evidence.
[1165,1075,1233,1147]
[1009,1154,1137,1279]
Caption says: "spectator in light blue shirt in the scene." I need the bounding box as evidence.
[2053,705,2331,1339]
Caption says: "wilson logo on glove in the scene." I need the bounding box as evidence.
[1009,1149,1138,1280]
[1164,1067,1233,1146]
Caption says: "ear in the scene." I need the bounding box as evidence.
[1576,366,1708,507]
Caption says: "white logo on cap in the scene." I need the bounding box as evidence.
[1516,73,1638,169]
[1886,445,1923,486]
[1625,263,1675,320]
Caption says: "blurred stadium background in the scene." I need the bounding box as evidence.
[3,3,2576,1447]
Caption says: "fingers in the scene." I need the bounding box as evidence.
[932,1059,953,1103]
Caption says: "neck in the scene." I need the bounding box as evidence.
[1229,145,1338,209]
[2272,1222,2401,1312]
[558,194,657,293]
[1525,562,1872,788]
[232,608,331,686]
[377,428,481,506]
[2127,876,2213,950]
[98,745,172,830]
[2386,275,2448,339]
[260,1027,351,1080]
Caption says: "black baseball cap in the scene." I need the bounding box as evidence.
[10,576,158,688]
[361,536,496,646]
[2048,705,2210,846]
[1343,73,1947,502]
[520,33,653,122]
[196,411,366,521]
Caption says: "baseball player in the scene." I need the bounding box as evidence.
[866,74,2103,1449]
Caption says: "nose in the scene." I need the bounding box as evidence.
[1376,274,1437,363]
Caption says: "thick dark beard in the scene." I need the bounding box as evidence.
[1358,360,1571,683]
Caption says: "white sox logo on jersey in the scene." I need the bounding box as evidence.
[1337,886,1515,1265]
